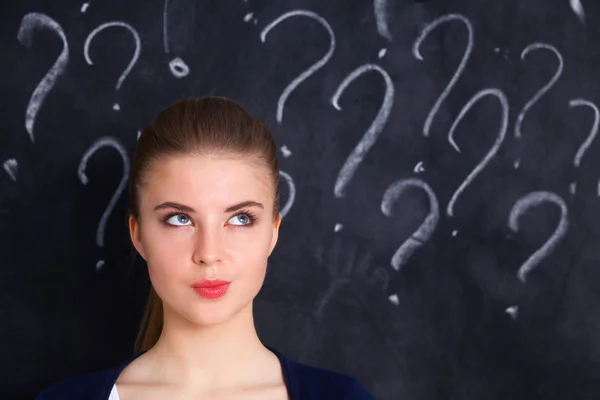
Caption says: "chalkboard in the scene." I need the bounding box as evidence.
[3,0,600,399]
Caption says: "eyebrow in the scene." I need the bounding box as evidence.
[153,200,264,213]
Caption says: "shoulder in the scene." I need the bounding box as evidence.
[34,367,118,400]
[35,351,145,400]
[278,352,376,399]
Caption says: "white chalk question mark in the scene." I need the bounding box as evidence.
[279,170,296,219]
[570,0,586,23]
[260,10,336,124]
[447,88,509,217]
[78,136,130,270]
[568,99,599,195]
[163,0,190,78]
[514,43,563,140]
[381,177,440,272]
[413,14,474,138]
[505,191,568,319]
[84,21,141,111]
[373,0,392,41]
[17,13,69,143]
[330,64,394,198]
[81,1,93,13]
[3,159,18,181]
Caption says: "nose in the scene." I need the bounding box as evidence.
[192,225,223,266]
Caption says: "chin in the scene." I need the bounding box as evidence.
[188,309,237,327]
[184,297,253,327]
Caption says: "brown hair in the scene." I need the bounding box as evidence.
[128,97,280,353]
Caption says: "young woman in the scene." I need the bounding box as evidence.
[35,97,376,399]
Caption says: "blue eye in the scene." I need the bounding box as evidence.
[166,214,191,226]
[229,213,253,226]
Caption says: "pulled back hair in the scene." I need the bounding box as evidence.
[128,97,280,353]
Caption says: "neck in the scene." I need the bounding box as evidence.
[148,301,267,387]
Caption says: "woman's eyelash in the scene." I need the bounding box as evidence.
[161,211,190,224]
[160,210,258,225]
[235,209,257,225]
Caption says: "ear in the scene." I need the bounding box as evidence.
[269,213,281,256]
[128,215,147,260]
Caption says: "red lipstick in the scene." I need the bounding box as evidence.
[191,279,231,299]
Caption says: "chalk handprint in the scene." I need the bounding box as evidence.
[313,236,389,321]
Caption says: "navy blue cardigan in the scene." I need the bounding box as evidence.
[35,347,376,399]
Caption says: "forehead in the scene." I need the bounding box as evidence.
[139,154,273,209]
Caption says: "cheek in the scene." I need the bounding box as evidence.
[227,226,273,268]
[141,224,193,285]
[227,232,271,300]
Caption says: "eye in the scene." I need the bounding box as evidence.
[166,213,192,226]
[228,213,253,226]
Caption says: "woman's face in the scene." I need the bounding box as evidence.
[129,154,280,327]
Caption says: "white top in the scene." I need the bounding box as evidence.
[108,384,120,400]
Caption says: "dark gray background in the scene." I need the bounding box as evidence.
[2,0,600,399]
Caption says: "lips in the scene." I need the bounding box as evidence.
[191,279,231,288]
[191,279,231,299]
